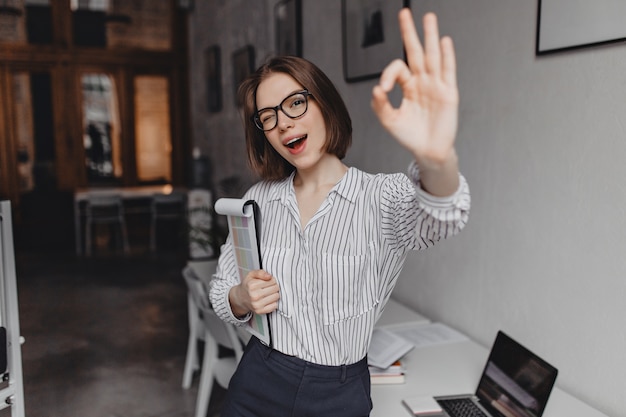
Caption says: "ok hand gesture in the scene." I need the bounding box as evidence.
[372,9,460,196]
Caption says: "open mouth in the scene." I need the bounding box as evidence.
[285,135,307,149]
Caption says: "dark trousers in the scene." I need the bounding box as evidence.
[221,336,372,417]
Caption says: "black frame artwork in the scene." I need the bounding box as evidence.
[342,0,410,83]
[178,0,194,12]
[536,0,626,55]
[205,45,222,113]
[232,45,255,106]
[275,0,302,57]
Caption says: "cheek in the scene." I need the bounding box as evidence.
[264,134,287,156]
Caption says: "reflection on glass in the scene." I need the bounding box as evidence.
[81,73,122,183]
[70,0,108,11]
[134,75,171,183]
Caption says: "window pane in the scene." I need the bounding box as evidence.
[11,71,55,192]
[0,0,53,45]
[134,75,171,183]
[12,72,35,192]
[69,0,171,50]
[26,1,52,45]
[81,73,122,183]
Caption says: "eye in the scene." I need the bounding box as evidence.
[257,110,274,123]
[262,115,275,125]
[288,95,306,108]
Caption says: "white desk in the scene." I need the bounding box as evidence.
[376,298,430,329]
[73,184,184,255]
[370,336,608,417]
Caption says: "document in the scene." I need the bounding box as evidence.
[215,198,272,347]
[389,322,468,349]
[368,327,414,369]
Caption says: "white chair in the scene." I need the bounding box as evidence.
[181,263,244,417]
[150,191,187,252]
[84,193,130,256]
[182,260,217,389]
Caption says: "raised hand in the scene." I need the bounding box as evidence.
[371,9,460,195]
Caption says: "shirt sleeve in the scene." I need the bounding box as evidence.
[380,161,470,253]
[208,234,253,325]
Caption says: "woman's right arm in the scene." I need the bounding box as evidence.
[208,188,280,324]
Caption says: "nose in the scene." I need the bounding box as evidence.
[276,110,293,130]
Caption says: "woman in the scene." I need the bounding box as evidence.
[209,8,470,417]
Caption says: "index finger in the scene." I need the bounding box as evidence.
[398,8,424,73]
[247,269,273,281]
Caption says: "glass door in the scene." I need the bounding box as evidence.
[80,72,122,184]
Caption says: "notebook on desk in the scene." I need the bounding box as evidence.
[404,331,558,417]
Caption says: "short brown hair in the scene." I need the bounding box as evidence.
[238,56,352,181]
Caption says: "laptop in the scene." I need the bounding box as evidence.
[433,331,558,417]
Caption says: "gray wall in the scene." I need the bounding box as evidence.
[189,1,626,416]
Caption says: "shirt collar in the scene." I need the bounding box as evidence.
[267,167,362,205]
[331,167,361,203]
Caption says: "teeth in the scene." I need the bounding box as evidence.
[286,135,306,148]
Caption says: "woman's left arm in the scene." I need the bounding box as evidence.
[372,9,460,197]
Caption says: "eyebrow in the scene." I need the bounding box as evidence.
[256,88,305,111]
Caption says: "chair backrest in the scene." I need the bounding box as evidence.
[85,193,124,220]
[182,265,244,360]
[152,192,187,218]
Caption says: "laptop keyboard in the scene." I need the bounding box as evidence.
[437,398,488,417]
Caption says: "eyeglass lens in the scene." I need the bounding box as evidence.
[255,91,309,131]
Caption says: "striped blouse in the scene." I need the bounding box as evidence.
[209,161,470,366]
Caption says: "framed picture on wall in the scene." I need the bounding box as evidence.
[536,0,626,55]
[178,0,194,11]
[232,45,255,106]
[205,45,222,113]
[342,0,410,83]
[275,0,302,57]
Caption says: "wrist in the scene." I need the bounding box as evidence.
[413,147,458,171]
[414,149,460,197]
[228,285,251,318]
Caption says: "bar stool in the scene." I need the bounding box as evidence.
[84,193,130,256]
[149,191,187,252]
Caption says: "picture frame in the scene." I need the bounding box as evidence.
[232,45,255,106]
[536,0,626,55]
[275,0,302,57]
[178,0,194,11]
[342,0,410,83]
[205,45,222,113]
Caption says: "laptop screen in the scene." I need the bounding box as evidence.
[476,331,558,417]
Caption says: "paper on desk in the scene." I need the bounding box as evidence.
[368,327,414,369]
[389,322,468,349]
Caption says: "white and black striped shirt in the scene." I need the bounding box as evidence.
[209,161,470,366]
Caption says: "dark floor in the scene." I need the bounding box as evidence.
[14,246,227,417]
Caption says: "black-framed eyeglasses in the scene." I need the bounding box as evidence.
[253,90,313,131]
